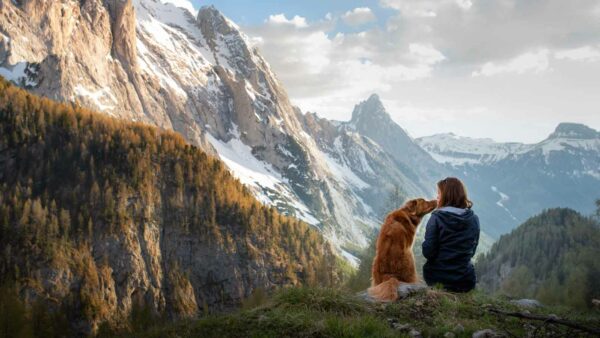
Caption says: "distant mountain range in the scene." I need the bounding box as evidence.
[1,0,599,249]
[417,123,600,237]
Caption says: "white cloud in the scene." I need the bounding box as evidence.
[408,43,446,65]
[243,2,600,142]
[247,14,446,116]
[380,0,471,16]
[554,46,600,62]
[472,50,550,77]
[266,14,308,28]
[455,0,473,10]
[342,7,376,26]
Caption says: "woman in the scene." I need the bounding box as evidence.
[422,177,480,292]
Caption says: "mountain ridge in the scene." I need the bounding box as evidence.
[2,0,599,248]
[417,123,600,237]
[0,0,452,252]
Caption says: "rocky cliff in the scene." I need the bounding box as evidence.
[0,0,443,251]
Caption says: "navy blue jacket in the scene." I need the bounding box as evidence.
[422,206,480,292]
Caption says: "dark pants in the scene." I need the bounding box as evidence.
[423,268,476,293]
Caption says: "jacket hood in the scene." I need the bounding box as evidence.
[433,207,477,230]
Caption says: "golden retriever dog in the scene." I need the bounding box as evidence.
[368,198,437,301]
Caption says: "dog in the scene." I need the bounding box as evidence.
[368,198,437,301]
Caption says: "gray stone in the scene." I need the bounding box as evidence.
[393,323,412,331]
[409,329,423,338]
[472,329,505,338]
[397,283,429,299]
[510,299,542,308]
[454,324,465,332]
[444,332,456,338]
[356,290,376,303]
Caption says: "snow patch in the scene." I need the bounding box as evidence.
[340,249,360,268]
[205,125,319,226]
[491,186,517,221]
[73,85,118,113]
[0,62,38,87]
[322,152,369,189]
[159,0,197,16]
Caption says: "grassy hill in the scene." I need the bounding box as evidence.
[100,287,600,337]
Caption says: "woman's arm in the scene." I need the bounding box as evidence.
[422,214,440,260]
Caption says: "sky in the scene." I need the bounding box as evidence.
[186,0,600,143]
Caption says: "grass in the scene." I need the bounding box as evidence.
[114,287,600,338]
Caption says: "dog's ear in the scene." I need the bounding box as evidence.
[404,199,417,214]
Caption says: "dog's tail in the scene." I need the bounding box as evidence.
[367,277,401,302]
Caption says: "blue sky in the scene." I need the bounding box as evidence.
[193,1,385,25]
[183,0,600,143]
[192,0,394,34]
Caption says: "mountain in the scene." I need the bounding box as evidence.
[0,78,339,334]
[476,208,600,309]
[416,133,529,166]
[345,94,447,192]
[417,123,600,237]
[294,96,505,255]
[0,0,442,251]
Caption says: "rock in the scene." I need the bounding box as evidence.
[472,329,505,338]
[510,299,542,308]
[393,323,412,331]
[356,290,376,303]
[409,329,423,338]
[444,332,456,338]
[593,299,600,308]
[397,283,428,299]
[387,318,411,331]
[454,324,465,332]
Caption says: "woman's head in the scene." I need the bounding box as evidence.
[436,177,473,209]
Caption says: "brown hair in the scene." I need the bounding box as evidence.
[437,177,473,209]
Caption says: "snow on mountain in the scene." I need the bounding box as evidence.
[1,0,405,251]
[418,123,600,170]
[418,123,600,238]
[4,0,598,255]
[416,133,529,166]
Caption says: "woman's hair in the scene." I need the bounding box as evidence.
[437,177,473,209]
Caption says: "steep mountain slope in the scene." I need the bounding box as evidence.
[0,79,339,333]
[0,0,442,249]
[296,95,445,215]
[476,208,600,309]
[345,94,448,193]
[417,123,600,237]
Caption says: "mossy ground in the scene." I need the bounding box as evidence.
[114,287,600,338]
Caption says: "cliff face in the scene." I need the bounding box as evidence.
[0,0,440,250]
[0,79,338,334]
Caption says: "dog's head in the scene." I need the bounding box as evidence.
[401,198,437,225]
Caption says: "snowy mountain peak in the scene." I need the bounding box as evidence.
[416,133,528,166]
[160,0,198,15]
[350,93,390,125]
[197,5,226,23]
[549,123,599,140]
